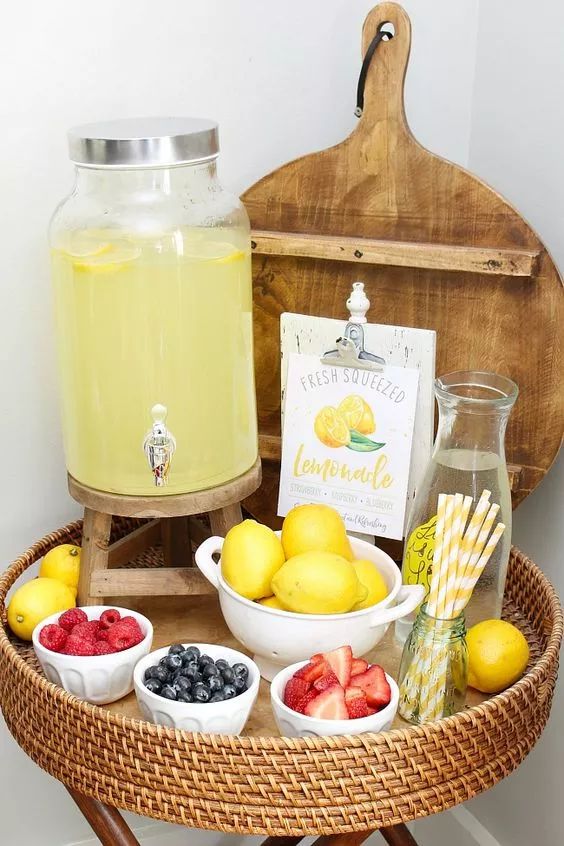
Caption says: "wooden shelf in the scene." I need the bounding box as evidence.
[250,230,540,277]
[90,567,214,597]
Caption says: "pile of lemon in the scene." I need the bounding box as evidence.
[221,504,388,614]
[7,545,80,640]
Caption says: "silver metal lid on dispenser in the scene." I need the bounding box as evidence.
[68,117,219,168]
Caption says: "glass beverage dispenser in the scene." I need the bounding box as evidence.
[50,117,258,496]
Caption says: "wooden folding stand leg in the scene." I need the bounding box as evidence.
[69,458,262,605]
[65,794,419,846]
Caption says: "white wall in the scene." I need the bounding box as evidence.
[462,2,564,843]
[1,1,561,845]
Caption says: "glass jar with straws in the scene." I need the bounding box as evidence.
[398,489,506,724]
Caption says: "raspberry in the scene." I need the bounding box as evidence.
[99,609,121,629]
[119,616,142,629]
[96,627,109,642]
[72,621,101,641]
[93,641,115,655]
[63,635,96,656]
[58,608,87,633]
[39,624,67,653]
[107,619,144,651]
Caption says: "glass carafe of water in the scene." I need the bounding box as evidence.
[395,371,518,644]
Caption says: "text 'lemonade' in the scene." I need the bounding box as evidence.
[52,228,257,495]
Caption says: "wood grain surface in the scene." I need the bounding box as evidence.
[243,1,563,521]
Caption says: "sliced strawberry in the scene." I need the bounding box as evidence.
[313,670,340,692]
[295,688,320,714]
[283,676,311,710]
[304,683,348,720]
[350,664,391,709]
[345,686,370,719]
[351,658,369,676]
[294,660,328,683]
[310,652,324,663]
[323,645,353,687]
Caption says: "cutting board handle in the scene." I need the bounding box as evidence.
[357,2,412,142]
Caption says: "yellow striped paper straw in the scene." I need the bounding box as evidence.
[442,493,465,618]
[427,494,454,618]
[425,494,448,617]
[453,521,505,615]
[455,490,491,589]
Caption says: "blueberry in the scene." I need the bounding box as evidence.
[221,667,235,684]
[209,692,224,702]
[165,654,183,671]
[153,666,169,684]
[214,659,229,671]
[198,655,214,669]
[182,664,201,681]
[174,676,192,692]
[233,677,247,693]
[192,683,211,702]
[168,643,185,655]
[144,678,162,694]
[161,685,177,700]
[183,646,200,661]
[159,656,169,666]
[192,671,204,685]
[202,663,220,678]
[208,675,224,693]
[177,690,193,703]
[181,651,197,666]
[222,684,236,699]
[144,665,160,681]
[232,663,249,681]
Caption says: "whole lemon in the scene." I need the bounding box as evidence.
[7,578,76,641]
[221,520,285,600]
[281,504,353,561]
[338,395,375,435]
[258,595,288,610]
[271,551,367,614]
[351,559,388,610]
[467,619,530,693]
[39,544,81,596]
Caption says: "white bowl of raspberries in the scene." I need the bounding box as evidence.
[270,645,399,737]
[32,606,153,705]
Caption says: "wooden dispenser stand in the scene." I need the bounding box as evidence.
[69,458,261,606]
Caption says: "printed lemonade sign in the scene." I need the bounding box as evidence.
[278,353,419,540]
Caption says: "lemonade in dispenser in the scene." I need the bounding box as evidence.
[50,117,258,495]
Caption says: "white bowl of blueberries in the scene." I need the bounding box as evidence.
[134,643,260,733]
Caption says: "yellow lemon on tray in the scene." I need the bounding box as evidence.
[281,503,353,561]
[7,577,76,641]
[221,519,285,600]
[258,595,288,611]
[39,543,81,596]
[272,551,367,614]
[467,619,530,694]
[351,559,389,610]
[338,394,375,435]
[314,406,351,448]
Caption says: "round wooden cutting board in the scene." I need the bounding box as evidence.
[242,1,563,527]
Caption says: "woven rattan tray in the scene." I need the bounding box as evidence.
[0,519,561,835]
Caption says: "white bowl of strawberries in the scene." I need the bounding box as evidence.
[270,645,398,737]
[32,606,153,705]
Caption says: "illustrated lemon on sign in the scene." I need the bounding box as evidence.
[350,559,389,610]
[338,394,375,435]
[7,577,76,641]
[271,551,367,614]
[314,406,351,448]
[281,503,353,561]
[221,519,285,600]
[39,543,81,596]
[467,619,530,694]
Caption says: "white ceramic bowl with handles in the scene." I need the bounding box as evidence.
[195,533,424,680]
